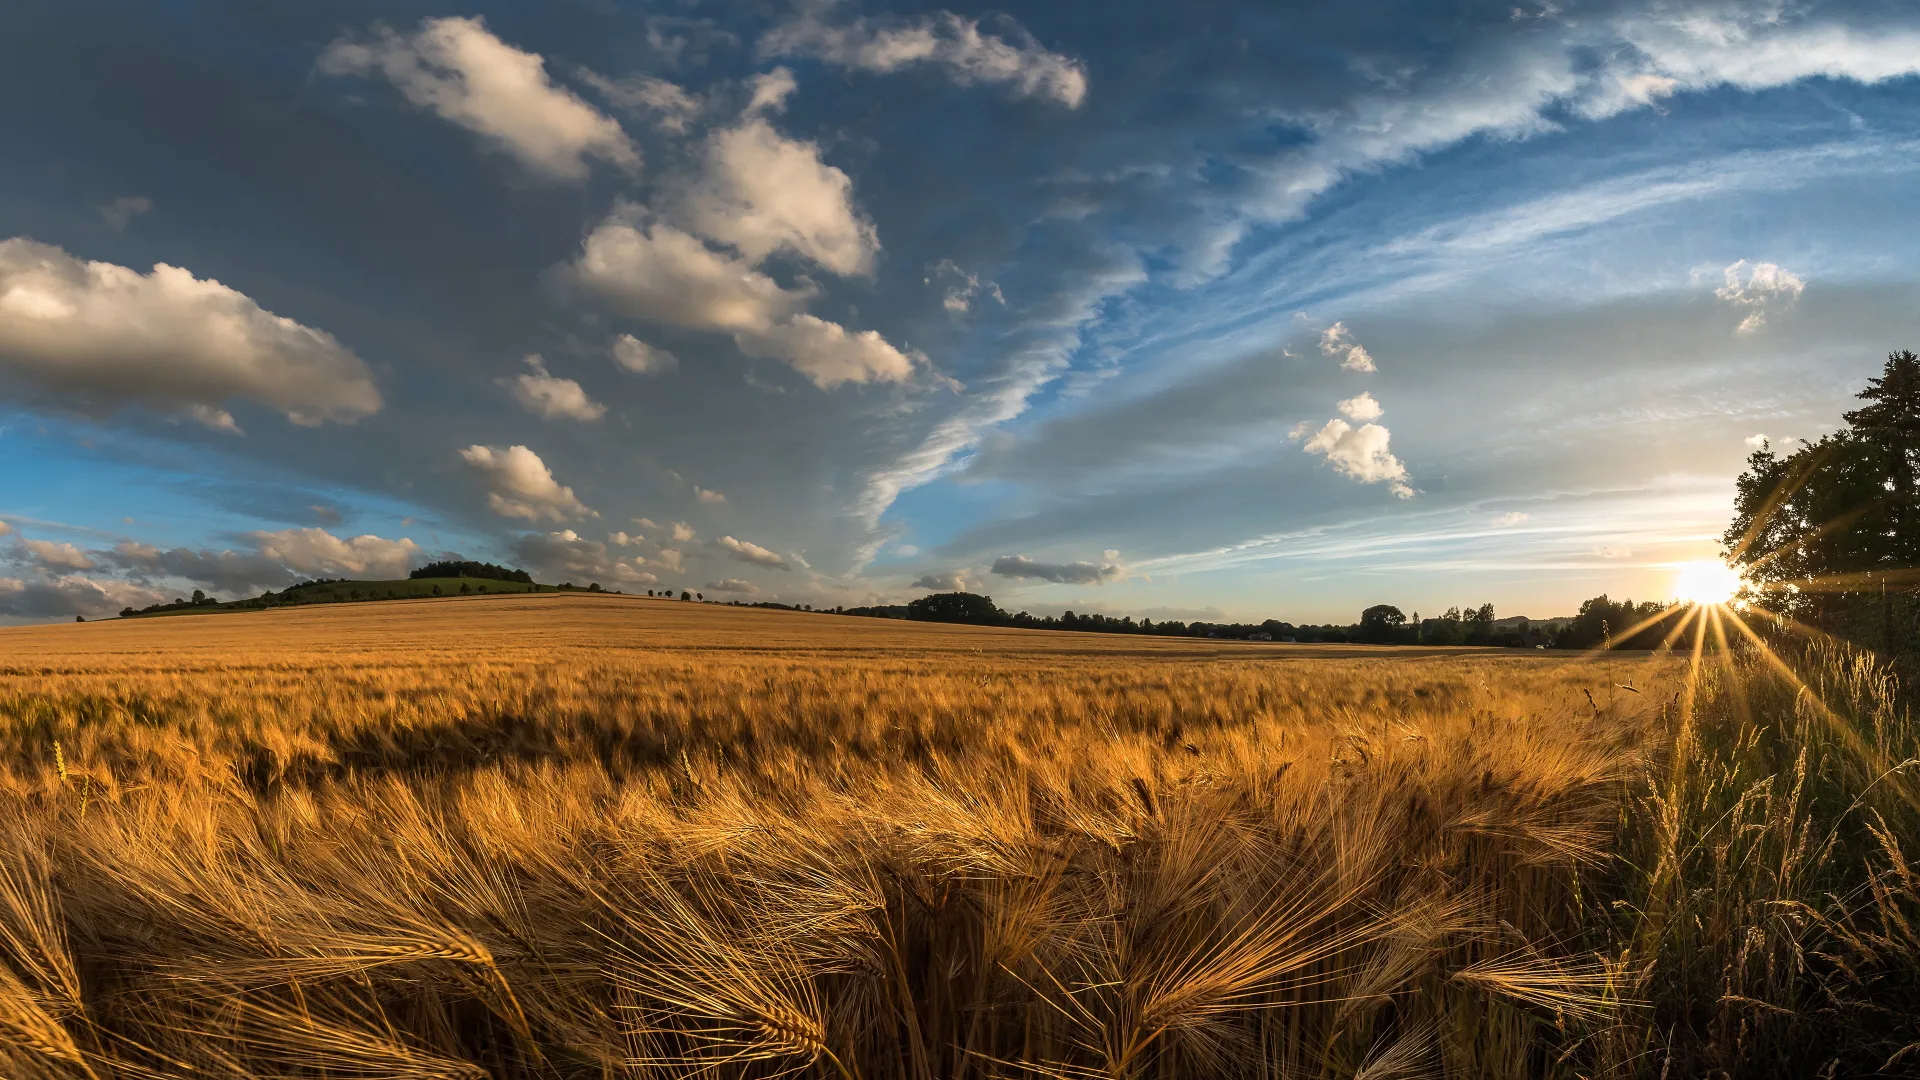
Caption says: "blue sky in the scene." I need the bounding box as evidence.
[4,0,1920,624]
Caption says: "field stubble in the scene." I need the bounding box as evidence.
[0,594,1915,1078]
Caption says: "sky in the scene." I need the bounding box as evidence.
[4,0,1920,626]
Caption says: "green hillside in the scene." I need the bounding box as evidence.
[119,577,604,618]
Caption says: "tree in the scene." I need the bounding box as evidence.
[680,591,692,601]
[191,590,208,605]
[1844,349,1920,564]
[1358,604,1405,644]
[907,592,1007,626]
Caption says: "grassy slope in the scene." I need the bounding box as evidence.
[120,576,566,617]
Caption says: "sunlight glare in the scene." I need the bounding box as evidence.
[1673,559,1741,606]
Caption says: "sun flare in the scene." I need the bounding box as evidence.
[1673,559,1741,606]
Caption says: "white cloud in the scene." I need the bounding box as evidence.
[319,16,636,180]
[458,444,595,522]
[608,531,636,546]
[695,486,727,504]
[511,529,624,583]
[610,333,678,375]
[1595,545,1633,560]
[895,543,920,558]
[1318,321,1376,372]
[1299,418,1413,497]
[670,521,697,543]
[1492,511,1531,527]
[928,259,1004,315]
[245,528,421,579]
[504,354,605,421]
[568,216,805,333]
[735,313,918,389]
[651,547,686,573]
[0,238,381,425]
[683,116,879,277]
[991,550,1127,585]
[1744,433,1802,453]
[911,569,969,591]
[1336,391,1383,422]
[98,196,152,231]
[1715,260,1806,333]
[761,10,1087,108]
[574,68,701,132]
[633,517,659,530]
[19,538,95,571]
[703,578,761,596]
[744,67,799,116]
[714,534,788,569]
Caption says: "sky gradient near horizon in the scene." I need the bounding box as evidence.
[5,0,1920,625]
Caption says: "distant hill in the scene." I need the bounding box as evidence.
[118,575,614,618]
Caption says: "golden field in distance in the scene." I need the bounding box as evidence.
[0,595,1914,1079]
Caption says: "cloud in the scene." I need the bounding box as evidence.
[567,216,805,333]
[98,196,152,231]
[928,259,1004,315]
[761,9,1087,108]
[19,537,95,571]
[633,517,659,530]
[0,574,168,620]
[651,547,686,573]
[574,68,701,132]
[911,569,969,591]
[735,313,919,389]
[714,534,788,569]
[503,354,605,421]
[319,16,637,180]
[309,505,343,526]
[610,333,678,375]
[1336,391,1382,422]
[1715,260,1806,333]
[102,540,295,596]
[458,444,595,522]
[670,521,696,543]
[511,529,633,584]
[1319,321,1376,373]
[695,486,727,504]
[244,528,421,579]
[1492,511,1531,527]
[744,67,799,116]
[1594,545,1633,560]
[991,550,1126,585]
[1297,419,1413,497]
[0,521,11,537]
[0,238,381,425]
[703,578,760,596]
[608,531,636,546]
[894,544,920,558]
[682,115,879,276]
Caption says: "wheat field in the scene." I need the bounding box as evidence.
[0,594,1916,1078]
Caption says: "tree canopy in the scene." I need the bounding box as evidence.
[409,560,533,583]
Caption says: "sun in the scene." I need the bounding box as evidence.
[1673,559,1742,606]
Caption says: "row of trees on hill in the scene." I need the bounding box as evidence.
[410,561,533,583]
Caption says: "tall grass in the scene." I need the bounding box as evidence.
[0,598,1916,1077]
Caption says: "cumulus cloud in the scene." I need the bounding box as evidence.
[928,259,1004,315]
[651,547,686,573]
[610,333,677,375]
[98,196,152,231]
[695,486,727,504]
[1297,419,1413,497]
[744,67,799,116]
[1318,321,1376,372]
[714,534,788,569]
[1715,260,1806,333]
[459,444,595,522]
[319,16,637,180]
[761,9,1087,108]
[991,550,1127,585]
[670,521,697,543]
[504,354,605,421]
[1746,433,1803,452]
[682,116,879,276]
[568,216,805,333]
[1336,391,1383,422]
[511,529,636,583]
[574,68,701,132]
[911,569,969,591]
[0,574,168,620]
[245,528,421,579]
[703,578,760,596]
[0,238,381,425]
[633,517,659,530]
[102,540,293,596]
[608,531,636,546]
[19,538,95,571]
[735,313,919,389]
